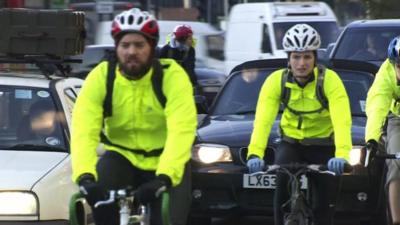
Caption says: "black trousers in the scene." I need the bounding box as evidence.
[91,151,191,225]
[273,140,337,225]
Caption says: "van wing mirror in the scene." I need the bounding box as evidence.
[195,95,209,114]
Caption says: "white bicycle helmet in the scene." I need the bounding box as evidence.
[111,8,159,42]
[282,24,321,52]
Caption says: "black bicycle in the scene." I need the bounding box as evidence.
[70,186,170,225]
[251,163,349,225]
[364,144,400,225]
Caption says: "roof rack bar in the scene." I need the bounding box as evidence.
[0,55,82,64]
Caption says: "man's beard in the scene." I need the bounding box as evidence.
[118,55,153,80]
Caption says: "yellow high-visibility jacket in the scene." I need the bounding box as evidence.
[248,67,352,160]
[71,59,197,186]
[366,59,400,142]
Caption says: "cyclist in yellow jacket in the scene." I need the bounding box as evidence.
[365,36,400,225]
[246,24,352,225]
[71,8,197,225]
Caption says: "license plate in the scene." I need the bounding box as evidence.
[243,174,308,189]
[96,2,114,14]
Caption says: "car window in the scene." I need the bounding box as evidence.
[334,27,400,63]
[262,24,272,54]
[212,68,271,115]
[71,46,113,73]
[212,68,372,116]
[273,21,340,49]
[206,34,225,60]
[0,86,67,151]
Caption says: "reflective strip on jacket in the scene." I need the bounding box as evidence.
[365,59,400,142]
[248,67,352,160]
[71,59,197,186]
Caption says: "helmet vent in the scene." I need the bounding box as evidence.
[128,15,134,24]
[286,37,294,47]
[303,35,309,47]
[294,36,300,47]
[120,16,125,24]
[137,16,143,25]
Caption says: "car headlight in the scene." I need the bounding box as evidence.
[192,144,232,164]
[349,145,364,166]
[0,192,38,215]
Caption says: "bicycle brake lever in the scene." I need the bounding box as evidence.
[94,191,116,208]
[155,186,167,198]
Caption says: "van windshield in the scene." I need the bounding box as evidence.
[273,22,340,49]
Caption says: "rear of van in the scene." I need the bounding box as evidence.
[225,1,340,74]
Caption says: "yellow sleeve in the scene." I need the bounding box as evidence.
[71,62,108,182]
[365,59,395,142]
[324,69,352,159]
[247,70,282,159]
[156,60,197,186]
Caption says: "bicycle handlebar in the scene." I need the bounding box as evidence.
[363,144,400,167]
[374,152,400,159]
[251,163,352,176]
[94,186,167,208]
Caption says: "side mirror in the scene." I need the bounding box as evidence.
[195,95,208,114]
[317,49,328,65]
[326,43,335,58]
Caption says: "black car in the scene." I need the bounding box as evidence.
[327,19,400,67]
[190,59,386,225]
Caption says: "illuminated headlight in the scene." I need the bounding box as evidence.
[349,145,364,166]
[0,192,38,215]
[192,144,232,164]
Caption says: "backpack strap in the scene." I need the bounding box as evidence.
[103,53,117,118]
[315,64,328,109]
[280,68,291,108]
[151,59,169,108]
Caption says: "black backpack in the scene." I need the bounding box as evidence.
[99,53,168,157]
[280,65,328,129]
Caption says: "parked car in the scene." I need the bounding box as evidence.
[190,59,386,225]
[327,19,400,67]
[70,44,225,105]
[0,56,92,224]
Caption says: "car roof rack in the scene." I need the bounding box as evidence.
[0,54,82,79]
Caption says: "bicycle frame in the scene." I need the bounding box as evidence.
[251,164,336,225]
[91,189,145,225]
[69,188,170,225]
[366,145,400,225]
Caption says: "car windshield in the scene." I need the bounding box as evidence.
[0,86,67,152]
[273,21,340,49]
[212,67,372,117]
[70,46,113,72]
[334,27,400,63]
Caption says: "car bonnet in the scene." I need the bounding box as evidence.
[0,150,67,190]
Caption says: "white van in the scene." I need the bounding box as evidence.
[225,1,340,74]
[95,20,225,72]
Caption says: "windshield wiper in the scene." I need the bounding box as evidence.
[234,110,255,115]
[5,144,66,152]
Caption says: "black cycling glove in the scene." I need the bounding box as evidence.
[135,174,171,204]
[78,173,105,207]
[364,139,379,167]
[366,139,378,152]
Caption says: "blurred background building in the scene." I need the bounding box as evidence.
[0,0,398,44]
